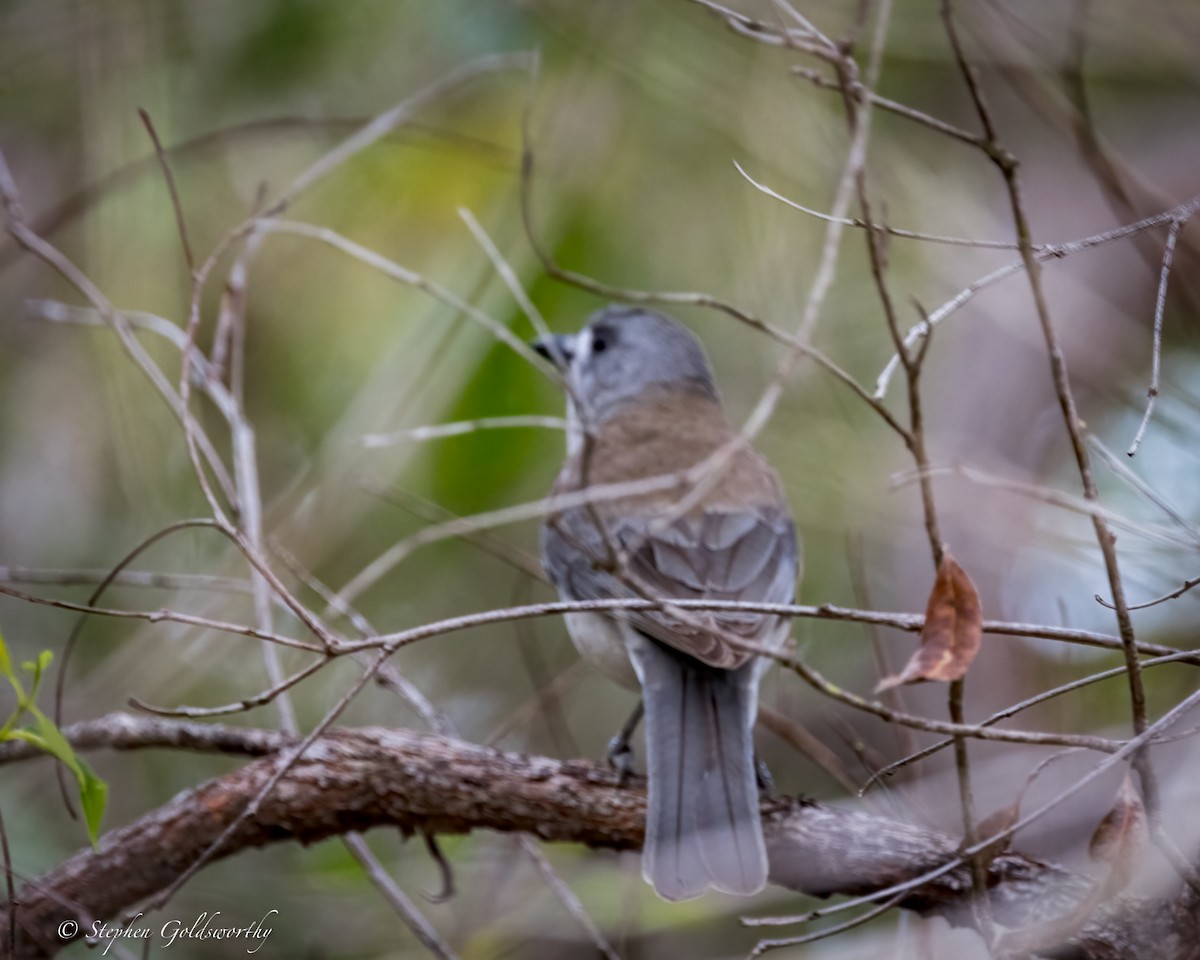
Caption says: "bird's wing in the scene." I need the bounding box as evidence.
[542,503,798,670]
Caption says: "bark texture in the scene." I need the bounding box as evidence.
[0,717,1195,958]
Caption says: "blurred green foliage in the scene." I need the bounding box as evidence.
[1,1,1198,956]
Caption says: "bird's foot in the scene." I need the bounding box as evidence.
[606,735,637,785]
[606,700,645,785]
[755,756,775,794]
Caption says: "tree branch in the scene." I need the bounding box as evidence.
[1,720,1195,959]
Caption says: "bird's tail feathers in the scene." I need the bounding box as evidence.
[633,638,766,901]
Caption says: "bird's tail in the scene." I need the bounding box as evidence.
[633,638,767,900]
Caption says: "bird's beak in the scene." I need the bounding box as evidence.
[531,333,575,369]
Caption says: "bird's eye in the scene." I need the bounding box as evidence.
[590,326,614,355]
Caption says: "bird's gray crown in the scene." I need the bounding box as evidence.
[552,306,719,421]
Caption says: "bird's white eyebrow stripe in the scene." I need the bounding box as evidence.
[575,328,592,364]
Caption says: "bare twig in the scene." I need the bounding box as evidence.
[136,108,195,275]
[362,485,545,582]
[734,160,1020,250]
[364,416,567,447]
[1127,215,1187,456]
[685,0,842,64]
[257,219,551,374]
[747,894,905,957]
[860,648,1200,795]
[736,0,895,454]
[1,806,15,960]
[520,841,620,960]
[517,74,908,440]
[941,0,1195,897]
[746,683,1200,934]
[790,65,983,147]
[873,195,1200,399]
[846,533,916,764]
[2,189,238,508]
[261,54,530,222]
[128,655,327,719]
[0,582,323,654]
[1088,434,1200,542]
[757,705,859,793]
[457,207,553,340]
[1096,575,1200,612]
[0,566,253,595]
[268,537,450,735]
[342,833,459,960]
[893,463,1199,550]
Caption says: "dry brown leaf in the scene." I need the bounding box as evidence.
[1089,773,1147,896]
[876,550,982,692]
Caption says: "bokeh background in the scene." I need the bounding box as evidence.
[1,1,1199,957]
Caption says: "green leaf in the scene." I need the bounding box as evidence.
[0,629,12,679]
[6,729,46,749]
[25,706,108,846]
[22,650,52,701]
[0,634,27,708]
[0,629,107,846]
[0,630,26,738]
[76,762,109,847]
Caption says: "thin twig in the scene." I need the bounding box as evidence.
[734,160,1020,250]
[362,485,545,582]
[892,462,1199,551]
[268,537,450,735]
[457,206,553,340]
[359,601,1133,751]
[754,683,1200,930]
[1127,215,1187,456]
[128,655,328,719]
[2,200,238,508]
[941,0,1192,897]
[1088,434,1200,542]
[686,0,842,64]
[210,230,301,736]
[257,219,551,375]
[342,833,459,960]
[0,582,323,654]
[735,0,895,454]
[520,840,621,960]
[137,646,394,913]
[846,533,916,764]
[860,648,1200,795]
[1096,575,1200,612]
[517,73,908,440]
[137,108,195,275]
[0,806,14,960]
[873,195,1200,400]
[747,895,905,957]
[757,705,860,793]
[0,566,254,595]
[363,416,567,447]
[790,65,983,147]
[260,53,531,222]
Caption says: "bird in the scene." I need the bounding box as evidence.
[535,305,799,901]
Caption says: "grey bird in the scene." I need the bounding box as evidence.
[535,305,799,900]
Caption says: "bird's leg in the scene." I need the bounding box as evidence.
[755,755,775,795]
[606,700,644,784]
